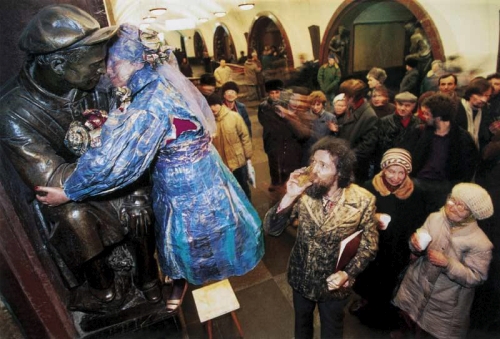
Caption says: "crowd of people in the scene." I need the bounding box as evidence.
[192,47,500,338]
[257,63,500,338]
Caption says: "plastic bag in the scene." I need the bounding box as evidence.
[247,160,256,188]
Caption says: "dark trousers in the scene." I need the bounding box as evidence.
[232,165,251,199]
[267,153,293,186]
[293,290,347,339]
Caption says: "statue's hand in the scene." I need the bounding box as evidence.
[120,189,154,237]
[35,186,70,206]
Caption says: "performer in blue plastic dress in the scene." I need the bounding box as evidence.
[36,24,264,310]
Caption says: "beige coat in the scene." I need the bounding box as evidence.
[393,209,493,339]
[212,105,253,171]
[214,66,232,87]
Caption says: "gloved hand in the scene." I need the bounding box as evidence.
[120,188,154,237]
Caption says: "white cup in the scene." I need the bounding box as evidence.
[416,229,432,250]
[378,213,391,230]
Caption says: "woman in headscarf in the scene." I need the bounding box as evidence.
[393,183,493,339]
[351,148,427,330]
[35,24,264,310]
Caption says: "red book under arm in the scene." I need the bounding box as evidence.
[335,230,363,272]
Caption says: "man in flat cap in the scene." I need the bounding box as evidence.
[258,79,304,192]
[374,91,423,173]
[0,4,161,308]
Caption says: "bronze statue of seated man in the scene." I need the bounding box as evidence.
[0,4,162,312]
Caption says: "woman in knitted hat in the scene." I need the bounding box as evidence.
[393,182,493,339]
[350,148,427,330]
[35,24,264,311]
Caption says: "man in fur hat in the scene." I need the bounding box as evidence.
[258,79,304,191]
[222,81,252,136]
[198,73,217,98]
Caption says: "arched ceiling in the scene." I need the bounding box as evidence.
[107,0,293,30]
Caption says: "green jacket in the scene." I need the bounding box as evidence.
[317,63,341,95]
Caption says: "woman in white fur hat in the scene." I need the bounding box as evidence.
[392,182,494,339]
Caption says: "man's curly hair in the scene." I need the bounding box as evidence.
[310,137,356,188]
[421,93,457,122]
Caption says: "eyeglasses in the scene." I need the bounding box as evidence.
[446,196,469,213]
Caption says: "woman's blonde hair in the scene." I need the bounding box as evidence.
[308,91,327,104]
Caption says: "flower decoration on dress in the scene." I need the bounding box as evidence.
[65,121,90,156]
[65,109,109,155]
[116,86,132,112]
[139,29,169,69]
[82,109,108,130]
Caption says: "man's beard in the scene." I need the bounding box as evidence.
[305,174,337,199]
[305,183,330,199]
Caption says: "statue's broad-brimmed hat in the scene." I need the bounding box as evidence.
[19,4,118,54]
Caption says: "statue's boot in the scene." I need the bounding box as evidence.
[139,280,162,303]
[85,254,117,303]
[133,230,163,303]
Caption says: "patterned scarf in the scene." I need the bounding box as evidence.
[372,172,414,200]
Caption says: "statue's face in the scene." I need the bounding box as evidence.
[62,44,107,91]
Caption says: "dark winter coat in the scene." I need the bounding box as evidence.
[412,124,479,184]
[375,113,422,172]
[258,98,304,177]
[399,68,420,97]
[337,101,379,182]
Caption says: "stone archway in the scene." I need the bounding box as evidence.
[213,24,237,62]
[320,0,444,77]
[193,31,206,60]
[248,12,294,69]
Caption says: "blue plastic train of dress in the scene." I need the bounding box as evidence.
[64,65,264,285]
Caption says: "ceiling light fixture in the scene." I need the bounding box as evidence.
[198,17,209,23]
[149,7,167,16]
[214,11,226,18]
[238,3,254,10]
[142,15,157,23]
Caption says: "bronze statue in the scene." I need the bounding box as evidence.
[0,4,161,314]
[329,25,350,75]
[404,21,433,80]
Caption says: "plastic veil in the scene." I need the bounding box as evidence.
[108,23,216,136]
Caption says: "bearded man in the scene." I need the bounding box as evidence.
[264,137,378,339]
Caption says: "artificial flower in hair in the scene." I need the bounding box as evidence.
[140,29,178,69]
